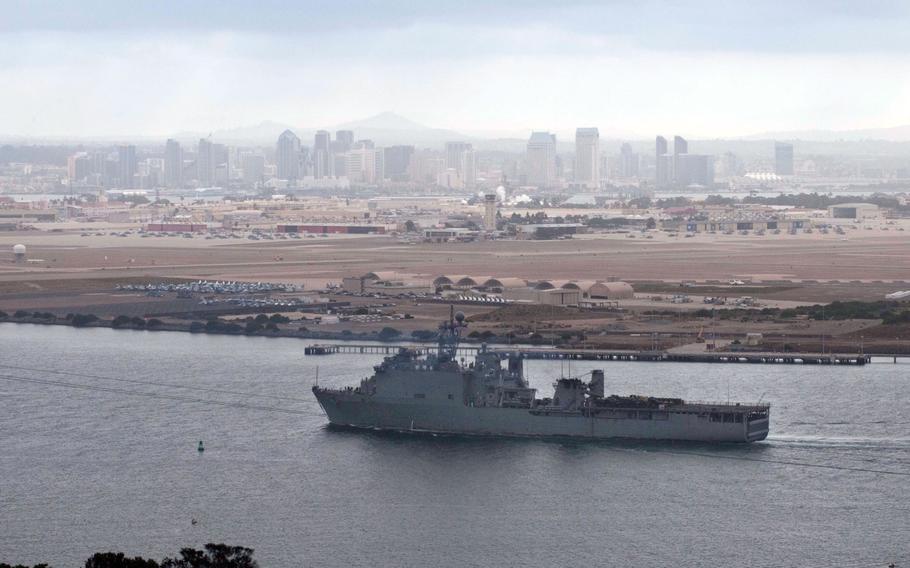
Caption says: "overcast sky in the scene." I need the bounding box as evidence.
[3,0,909,139]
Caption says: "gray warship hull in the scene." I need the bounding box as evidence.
[312,314,770,443]
[313,390,770,443]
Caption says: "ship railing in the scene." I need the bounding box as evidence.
[682,400,771,409]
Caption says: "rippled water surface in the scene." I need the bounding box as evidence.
[1,324,908,567]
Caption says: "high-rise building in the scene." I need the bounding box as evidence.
[242,154,265,185]
[655,136,669,187]
[117,145,137,189]
[276,129,302,180]
[526,132,557,188]
[346,141,383,184]
[462,148,476,190]
[196,139,216,186]
[723,152,740,178]
[383,145,414,181]
[675,154,714,187]
[314,130,332,178]
[445,142,471,173]
[574,128,600,188]
[67,153,91,182]
[213,143,229,184]
[775,142,794,176]
[444,142,475,189]
[408,150,446,184]
[164,139,183,188]
[619,143,639,177]
[673,136,688,184]
[335,130,354,153]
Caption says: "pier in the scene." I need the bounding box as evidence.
[304,343,878,365]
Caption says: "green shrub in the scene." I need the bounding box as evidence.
[378,327,401,341]
[71,314,98,327]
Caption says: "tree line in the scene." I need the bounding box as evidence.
[2,542,257,568]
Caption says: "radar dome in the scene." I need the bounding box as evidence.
[13,244,25,255]
[454,311,465,323]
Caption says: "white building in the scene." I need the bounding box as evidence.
[575,128,600,188]
[346,146,384,185]
[526,132,557,188]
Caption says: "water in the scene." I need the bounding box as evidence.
[0,323,907,567]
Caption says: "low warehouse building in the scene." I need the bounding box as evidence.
[828,203,879,220]
[586,281,634,299]
[277,224,386,234]
[504,287,581,306]
[343,271,430,294]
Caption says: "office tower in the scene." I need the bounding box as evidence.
[213,143,230,183]
[335,130,354,153]
[723,152,740,178]
[462,148,476,189]
[526,132,557,188]
[314,130,332,178]
[445,142,471,173]
[91,151,107,177]
[655,136,669,186]
[675,154,714,186]
[673,135,688,184]
[164,139,183,188]
[117,145,137,189]
[346,141,383,184]
[383,145,414,181]
[775,142,794,175]
[196,139,216,186]
[333,154,347,178]
[241,154,265,185]
[444,141,476,189]
[619,143,640,177]
[67,153,91,182]
[276,129,302,180]
[574,128,600,188]
[408,150,446,184]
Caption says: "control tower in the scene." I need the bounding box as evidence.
[483,194,497,232]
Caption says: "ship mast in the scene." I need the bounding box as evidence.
[437,305,466,362]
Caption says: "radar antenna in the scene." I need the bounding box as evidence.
[437,305,466,361]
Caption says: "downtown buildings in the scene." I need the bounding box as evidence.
[655,135,714,188]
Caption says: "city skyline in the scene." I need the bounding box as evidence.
[2,1,910,139]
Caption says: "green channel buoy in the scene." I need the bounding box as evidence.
[197,440,205,452]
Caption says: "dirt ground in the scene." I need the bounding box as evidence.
[0,223,908,352]
[1,224,909,289]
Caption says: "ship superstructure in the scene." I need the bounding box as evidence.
[313,310,770,442]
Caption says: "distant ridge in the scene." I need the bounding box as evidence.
[744,124,910,142]
[184,112,471,147]
[334,112,431,131]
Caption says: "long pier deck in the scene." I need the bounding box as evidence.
[304,343,879,365]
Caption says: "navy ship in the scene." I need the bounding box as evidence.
[313,310,770,442]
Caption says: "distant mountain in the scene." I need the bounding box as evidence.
[329,112,470,147]
[334,112,430,131]
[744,125,910,142]
[184,113,472,147]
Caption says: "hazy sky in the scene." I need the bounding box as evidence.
[3,0,909,139]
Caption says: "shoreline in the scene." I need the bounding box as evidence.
[0,316,902,356]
